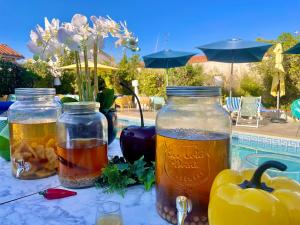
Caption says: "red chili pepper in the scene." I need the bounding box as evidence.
[39,188,77,200]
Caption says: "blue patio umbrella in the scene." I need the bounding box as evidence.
[284,42,300,54]
[142,49,196,85]
[197,38,272,97]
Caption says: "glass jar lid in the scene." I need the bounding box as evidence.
[15,88,56,96]
[63,102,100,111]
[166,86,221,97]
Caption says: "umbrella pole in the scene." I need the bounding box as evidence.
[277,74,280,118]
[166,68,169,86]
[229,63,233,98]
[271,72,286,123]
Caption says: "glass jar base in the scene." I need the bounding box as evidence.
[59,176,97,188]
[12,170,56,180]
[156,203,209,225]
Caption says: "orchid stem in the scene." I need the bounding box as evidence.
[83,47,91,101]
[93,40,99,99]
[75,51,83,101]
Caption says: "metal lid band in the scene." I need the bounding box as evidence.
[15,88,56,96]
[63,102,100,111]
[166,86,221,97]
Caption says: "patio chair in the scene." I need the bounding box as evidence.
[236,96,261,128]
[139,96,152,111]
[115,96,126,111]
[124,96,133,109]
[115,96,133,111]
[225,97,241,116]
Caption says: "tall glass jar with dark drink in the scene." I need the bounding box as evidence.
[57,102,108,188]
[155,86,231,225]
[8,88,61,179]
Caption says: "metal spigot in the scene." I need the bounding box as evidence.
[176,196,192,225]
[14,159,31,178]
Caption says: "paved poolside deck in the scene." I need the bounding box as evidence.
[117,109,300,140]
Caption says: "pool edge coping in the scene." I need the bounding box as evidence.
[117,115,300,142]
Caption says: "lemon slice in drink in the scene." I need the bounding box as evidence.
[96,215,123,225]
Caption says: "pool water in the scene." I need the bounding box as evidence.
[117,117,300,182]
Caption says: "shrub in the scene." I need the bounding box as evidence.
[0,60,37,96]
[137,69,165,97]
[239,74,263,97]
[23,60,76,94]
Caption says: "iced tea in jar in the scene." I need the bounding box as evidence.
[155,86,231,225]
[8,88,61,179]
[57,102,108,188]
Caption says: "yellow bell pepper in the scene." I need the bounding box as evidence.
[209,161,300,225]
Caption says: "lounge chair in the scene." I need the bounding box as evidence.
[291,99,300,136]
[151,96,165,111]
[236,96,261,128]
[0,101,14,116]
[225,97,241,117]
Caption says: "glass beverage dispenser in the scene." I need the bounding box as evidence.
[8,88,60,179]
[56,102,108,188]
[155,86,231,225]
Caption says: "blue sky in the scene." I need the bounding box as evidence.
[0,0,299,61]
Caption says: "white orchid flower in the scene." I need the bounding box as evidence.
[28,17,66,64]
[44,18,60,36]
[27,40,43,55]
[58,14,95,51]
[57,25,80,51]
[48,56,62,77]
[71,14,88,27]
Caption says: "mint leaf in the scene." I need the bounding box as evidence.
[140,169,155,191]
[95,156,156,196]
[116,163,129,172]
[132,156,146,178]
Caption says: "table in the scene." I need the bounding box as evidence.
[0,140,169,225]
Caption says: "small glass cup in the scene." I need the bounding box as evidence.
[95,201,123,225]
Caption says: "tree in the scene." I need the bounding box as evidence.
[169,64,207,86]
[137,69,165,97]
[55,71,76,94]
[0,60,37,96]
[22,59,76,94]
[253,32,300,108]
[113,54,141,94]
[239,74,263,97]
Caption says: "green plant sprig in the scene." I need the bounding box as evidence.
[95,156,155,196]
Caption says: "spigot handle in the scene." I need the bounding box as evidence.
[176,196,192,225]
[14,159,31,178]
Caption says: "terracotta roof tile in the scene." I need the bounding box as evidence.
[0,44,24,59]
[188,55,207,64]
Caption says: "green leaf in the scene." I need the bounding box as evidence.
[125,178,136,186]
[140,169,155,191]
[95,155,155,196]
[116,163,129,172]
[132,156,146,178]
[97,88,115,111]
[60,97,78,103]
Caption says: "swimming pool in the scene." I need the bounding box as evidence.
[117,117,300,182]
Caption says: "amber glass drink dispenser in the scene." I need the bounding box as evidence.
[155,86,231,225]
